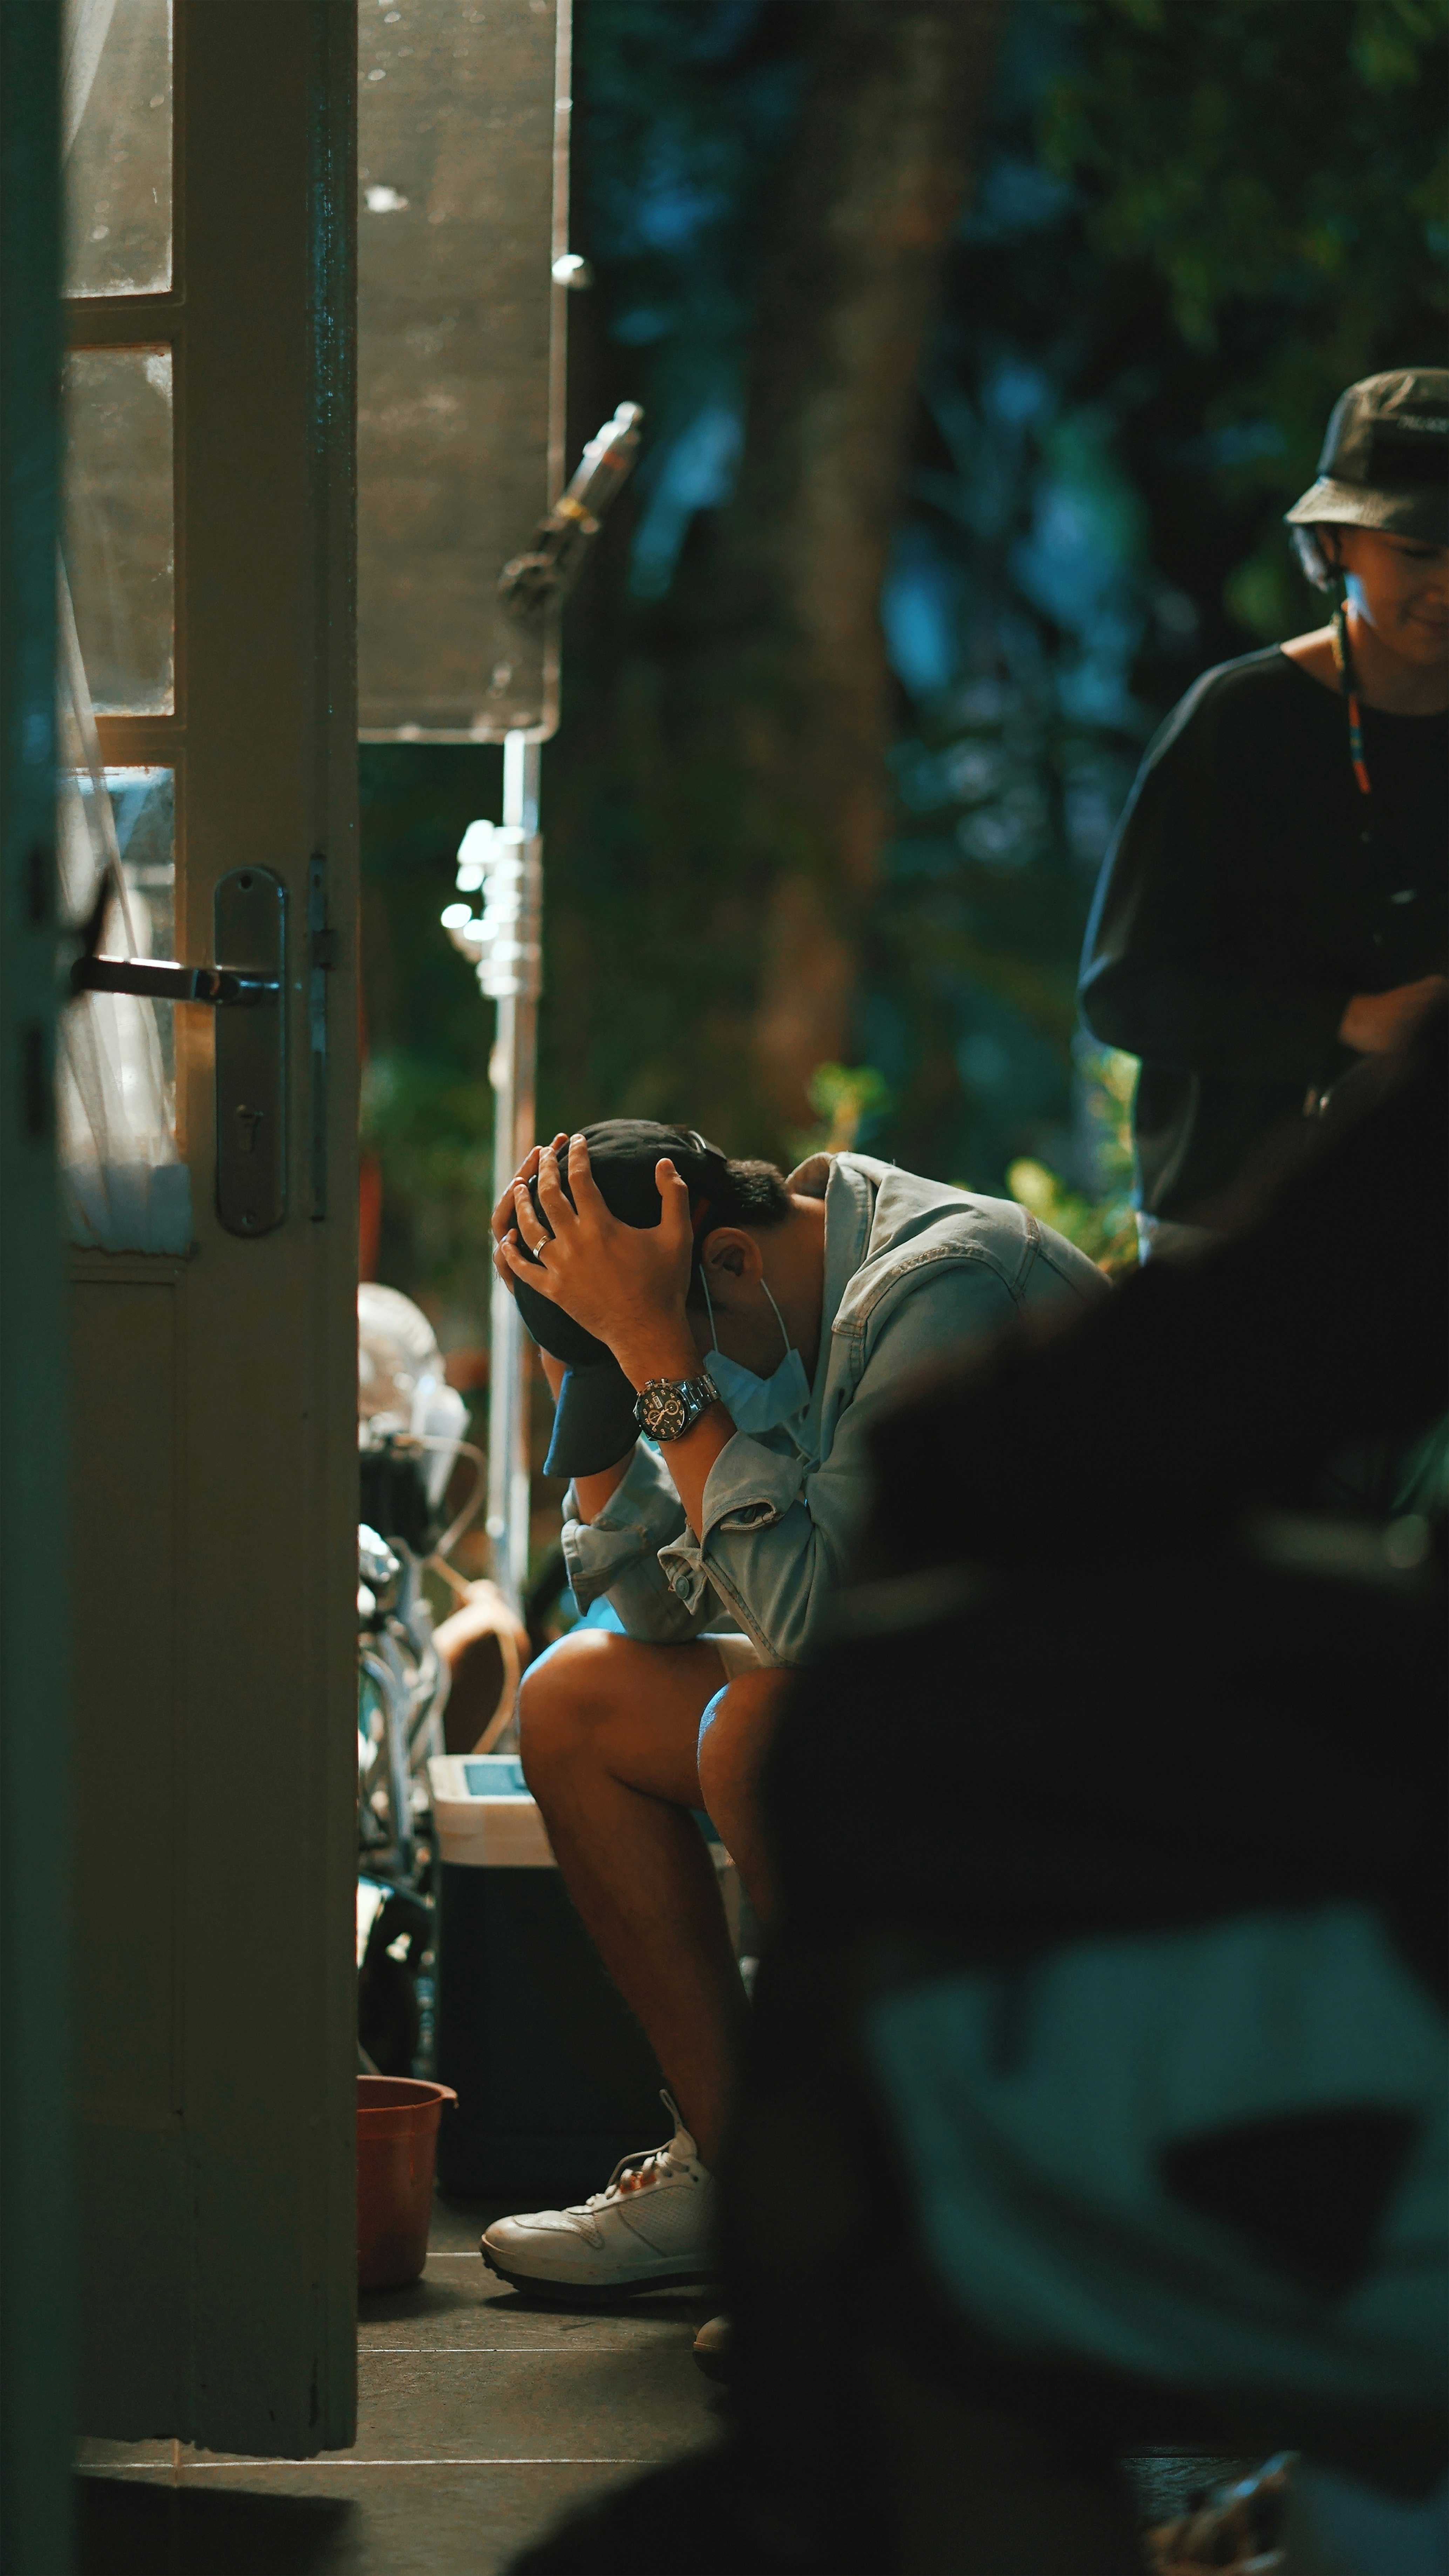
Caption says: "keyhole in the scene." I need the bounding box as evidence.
[236,1104,264,1154]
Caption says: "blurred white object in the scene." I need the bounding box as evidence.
[358,1282,468,1507]
[442,821,542,1003]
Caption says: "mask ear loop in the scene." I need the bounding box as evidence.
[699,1264,792,1366]
[759,1276,792,1364]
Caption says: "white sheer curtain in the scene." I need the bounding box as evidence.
[62,0,119,158]
[56,567,191,1253]
[60,0,190,1254]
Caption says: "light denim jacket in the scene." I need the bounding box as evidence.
[560,1152,1107,1665]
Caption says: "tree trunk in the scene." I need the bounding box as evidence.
[545,0,1006,1166]
[721,0,1006,1127]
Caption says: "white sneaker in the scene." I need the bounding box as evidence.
[480,2093,718,2295]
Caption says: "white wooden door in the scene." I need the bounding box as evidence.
[64,1,359,2454]
[2,8,72,2563]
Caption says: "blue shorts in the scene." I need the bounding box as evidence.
[697,1684,728,1764]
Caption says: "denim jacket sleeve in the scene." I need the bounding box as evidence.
[560,1193,1105,1662]
[559,1439,723,1642]
[657,1251,1031,1664]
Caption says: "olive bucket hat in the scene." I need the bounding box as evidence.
[1285,368,1449,546]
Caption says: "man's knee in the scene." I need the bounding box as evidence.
[696,1668,792,1814]
[516,1626,632,1786]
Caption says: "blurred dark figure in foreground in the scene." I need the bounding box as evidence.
[722,1006,1448,2571]
[864,1009,1448,1574]
[515,1017,1445,2573]
[1080,369,1448,1258]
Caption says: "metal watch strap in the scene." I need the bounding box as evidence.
[634,1371,719,1443]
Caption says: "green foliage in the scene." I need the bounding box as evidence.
[536,657,795,1157]
[1044,0,1447,348]
[362,0,1447,1316]
[792,1060,896,1160]
[360,1051,497,1283]
[1043,0,1449,637]
[1079,1040,1137,1189]
[1007,1044,1139,1272]
[1008,1155,1137,1269]
[359,743,504,1302]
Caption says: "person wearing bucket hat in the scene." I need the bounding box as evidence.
[1080,368,1448,1252]
[475,1118,1107,2294]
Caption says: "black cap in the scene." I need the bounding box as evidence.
[1285,368,1449,546]
[511,1120,729,1479]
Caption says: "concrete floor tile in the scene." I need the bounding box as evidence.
[78,2437,173,2468]
[358,2254,715,2352]
[77,2190,725,2572]
[351,2341,717,2460]
[173,2342,718,2470]
[79,2458,678,2575]
[426,2192,501,2255]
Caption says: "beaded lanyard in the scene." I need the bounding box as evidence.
[1305,589,1376,1117]
[1331,586,1373,800]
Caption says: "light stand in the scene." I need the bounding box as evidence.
[440,397,641,1611]
[443,735,540,1611]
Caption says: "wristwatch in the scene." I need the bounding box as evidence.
[634,1370,719,1443]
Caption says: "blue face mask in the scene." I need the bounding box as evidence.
[700,1271,811,1435]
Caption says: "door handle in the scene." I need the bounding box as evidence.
[67,864,289,1237]
[70,955,279,1006]
[68,869,283,1009]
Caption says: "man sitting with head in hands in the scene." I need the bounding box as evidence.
[481,1120,1106,2296]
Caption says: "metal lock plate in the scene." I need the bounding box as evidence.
[214,867,286,1235]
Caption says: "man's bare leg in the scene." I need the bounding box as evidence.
[696,1667,793,1929]
[517,1626,746,2167]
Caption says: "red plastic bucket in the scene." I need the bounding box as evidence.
[357,2075,457,2290]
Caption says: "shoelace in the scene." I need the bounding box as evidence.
[569,2137,690,2218]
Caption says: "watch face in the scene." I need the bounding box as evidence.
[637,1374,712,1441]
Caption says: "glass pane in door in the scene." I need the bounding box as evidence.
[56,762,188,1255]
[63,0,173,298]
[62,346,175,714]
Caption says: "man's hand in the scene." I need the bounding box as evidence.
[1338,972,1448,1055]
[491,1137,562,1290]
[497,1132,698,1387]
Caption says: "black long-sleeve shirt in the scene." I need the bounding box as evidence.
[1078,646,1448,1218]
